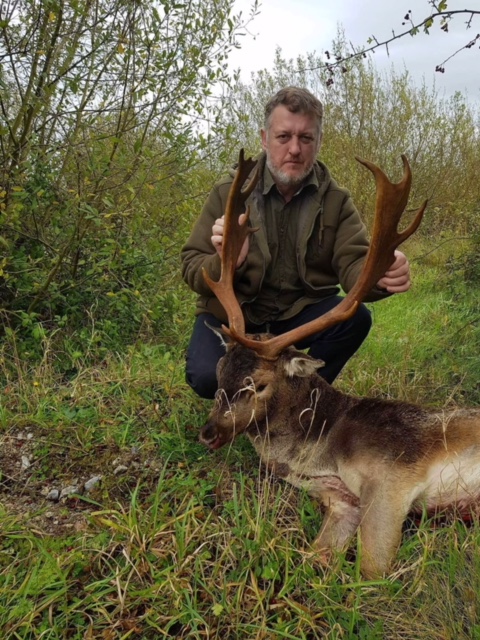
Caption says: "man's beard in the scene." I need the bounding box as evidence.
[266,155,314,188]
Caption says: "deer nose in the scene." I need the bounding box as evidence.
[199,423,221,448]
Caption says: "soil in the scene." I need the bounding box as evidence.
[0,423,165,536]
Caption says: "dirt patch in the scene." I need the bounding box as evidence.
[0,425,164,535]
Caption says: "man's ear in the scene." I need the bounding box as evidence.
[260,128,267,151]
[204,321,229,350]
[284,356,325,378]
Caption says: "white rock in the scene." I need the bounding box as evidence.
[84,475,102,492]
[60,485,79,499]
[113,465,128,475]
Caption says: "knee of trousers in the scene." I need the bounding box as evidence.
[351,303,373,337]
[185,364,218,400]
[324,303,372,347]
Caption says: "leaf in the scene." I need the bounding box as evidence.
[212,603,224,616]
[260,562,278,580]
[424,18,434,32]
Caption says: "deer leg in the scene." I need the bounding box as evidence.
[311,491,362,564]
[357,481,411,579]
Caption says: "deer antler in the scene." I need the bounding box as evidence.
[202,149,260,335]
[210,153,427,360]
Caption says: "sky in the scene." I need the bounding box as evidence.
[228,0,480,103]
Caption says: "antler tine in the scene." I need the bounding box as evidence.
[349,154,426,298]
[230,155,427,359]
[202,149,260,335]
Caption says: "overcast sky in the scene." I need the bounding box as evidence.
[229,0,480,103]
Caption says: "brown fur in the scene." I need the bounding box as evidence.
[200,339,480,578]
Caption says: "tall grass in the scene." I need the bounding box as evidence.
[1,238,479,639]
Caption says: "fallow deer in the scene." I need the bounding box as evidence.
[199,150,480,579]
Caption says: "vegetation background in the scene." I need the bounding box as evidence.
[0,0,479,638]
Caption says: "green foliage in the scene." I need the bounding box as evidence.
[0,0,258,357]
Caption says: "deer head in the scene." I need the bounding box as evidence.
[200,150,427,449]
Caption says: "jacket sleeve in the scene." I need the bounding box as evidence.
[180,181,228,297]
[331,191,391,303]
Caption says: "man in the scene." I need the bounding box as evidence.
[181,86,410,399]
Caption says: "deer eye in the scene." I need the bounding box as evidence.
[255,383,267,393]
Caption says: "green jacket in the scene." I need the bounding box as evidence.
[181,153,389,323]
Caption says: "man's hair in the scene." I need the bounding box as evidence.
[264,86,324,136]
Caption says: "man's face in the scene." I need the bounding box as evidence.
[261,105,321,190]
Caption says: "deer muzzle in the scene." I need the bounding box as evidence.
[199,421,230,450]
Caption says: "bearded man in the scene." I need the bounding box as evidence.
[181,86,410,399]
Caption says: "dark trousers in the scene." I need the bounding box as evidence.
[185,296,372,399]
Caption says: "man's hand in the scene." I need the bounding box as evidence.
[211,213,249,268]
[377,250,410,293]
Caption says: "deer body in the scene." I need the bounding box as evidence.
[200,340,480,578]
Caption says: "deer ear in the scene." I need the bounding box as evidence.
[284,356,325,378]
[204,321,229,350]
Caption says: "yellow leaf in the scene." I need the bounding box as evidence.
[95,517,124,531]
[117,43,125,54]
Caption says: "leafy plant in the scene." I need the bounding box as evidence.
[0,0,257,350]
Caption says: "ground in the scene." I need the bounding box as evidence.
[0,422,166,535]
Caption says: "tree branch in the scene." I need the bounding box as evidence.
[306,9,479,77]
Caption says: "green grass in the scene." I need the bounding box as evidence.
[1,240,479,639]
[340,241,480,406]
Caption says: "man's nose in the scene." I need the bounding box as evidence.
[288,136,301,155]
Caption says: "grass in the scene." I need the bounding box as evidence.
[340,239,480,406]
[1,238,479,639]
